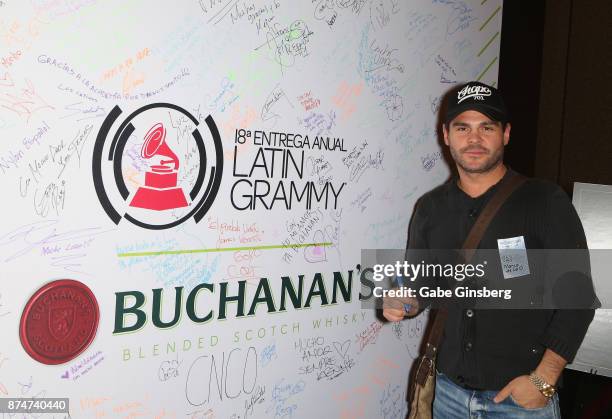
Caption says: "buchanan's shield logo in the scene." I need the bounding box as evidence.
[49,306,76,341]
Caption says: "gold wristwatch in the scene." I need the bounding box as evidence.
[529,372,556,398]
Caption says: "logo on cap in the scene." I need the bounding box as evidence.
[457,84,492,103]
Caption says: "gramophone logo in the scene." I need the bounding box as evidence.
[92,103,223,230]
[129,122,188,210]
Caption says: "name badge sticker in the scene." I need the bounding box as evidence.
[497,236,530,279]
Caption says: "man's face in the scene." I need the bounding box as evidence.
[443,110,511,174]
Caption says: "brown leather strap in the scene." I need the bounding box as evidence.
[461,172,528,262]
[423,171,528,355]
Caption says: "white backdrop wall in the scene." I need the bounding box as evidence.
[0,1,502,418]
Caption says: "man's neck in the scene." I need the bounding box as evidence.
[457,163,508,198]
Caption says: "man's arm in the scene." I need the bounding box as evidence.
[534,348,567,385]
[382,194,431,321]
[495,184,597,408]
[538,185,596,364]
[494,349,567,408]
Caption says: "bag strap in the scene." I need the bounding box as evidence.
[461,172,528,262]
[423,170,528,359]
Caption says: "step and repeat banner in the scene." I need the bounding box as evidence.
[0,0,502,417]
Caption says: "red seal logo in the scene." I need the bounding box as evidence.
[20,279,99,365]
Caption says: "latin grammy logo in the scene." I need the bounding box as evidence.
[129,122,189,210]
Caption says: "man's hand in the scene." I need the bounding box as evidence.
[493,375,548,408]
[382,292,419,321]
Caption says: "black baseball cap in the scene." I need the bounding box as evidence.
[444,81,509,124]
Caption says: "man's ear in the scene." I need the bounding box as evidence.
[503,122,511,146]
[442,123,449,146]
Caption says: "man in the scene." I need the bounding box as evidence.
[383,81,595,418]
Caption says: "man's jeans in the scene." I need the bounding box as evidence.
[433,370,561,418]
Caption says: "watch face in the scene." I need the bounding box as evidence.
[542,386,555,398]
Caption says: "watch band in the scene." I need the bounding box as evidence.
[529,372,556,398]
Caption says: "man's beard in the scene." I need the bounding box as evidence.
[450,144,504,174]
